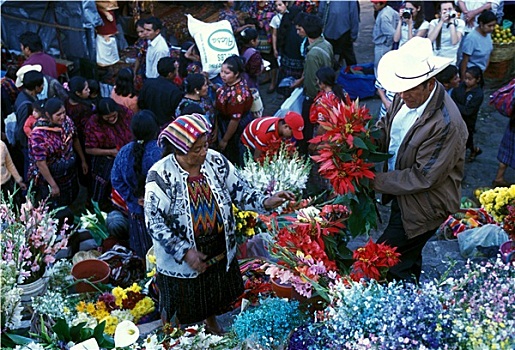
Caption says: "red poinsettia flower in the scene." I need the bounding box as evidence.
[350,239,401,282]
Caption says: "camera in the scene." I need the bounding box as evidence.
[401,8,413,19]
[448,10,457,19]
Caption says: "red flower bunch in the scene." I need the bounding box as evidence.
[503,205,515,241]
[311,97,388,195]
[350,239,401,282]
[273,204,350,272]
[255,139,297,165]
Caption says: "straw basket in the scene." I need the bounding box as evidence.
[490,43,515,63]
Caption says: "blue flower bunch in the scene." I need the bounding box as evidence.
[368,282,455,348]
[312,280,455,349]
[286,258,515,349]
[232,297,308,348]
[441,258,515,348]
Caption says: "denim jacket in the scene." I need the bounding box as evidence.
[144,149,268,278]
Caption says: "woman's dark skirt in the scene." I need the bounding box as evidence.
[280,55,304,79]
[497,123,515,169]
[156,232,244,325]
[35,155,79,209]
[129,212,153,260]
[219,112,253,167]
[90,155,115,209]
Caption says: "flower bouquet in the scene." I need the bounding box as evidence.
[1,260,24,332]
[310,97,390,236]
[479,184,515,223]
[264,204,350,301]
[239,142,311,212]
[72,283,156,335]
[232,204,260,245]
[349,239,401,282]
[0,189,69,285]
[78,201,109,245]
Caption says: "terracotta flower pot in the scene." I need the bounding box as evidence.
[270,278,292,299]
[71,259,111,293]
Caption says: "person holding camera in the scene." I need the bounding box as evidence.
[428,1,466,65]
[393,1,429,48]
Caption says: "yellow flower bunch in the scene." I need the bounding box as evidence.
[100,314,119,335]
[232,204,259,244]
[479,185,515,222]
[130,296,155,322]
[112,286,127,308]
[76,300,110,321]
[147,254,157,278]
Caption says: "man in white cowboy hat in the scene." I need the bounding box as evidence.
[372,37,468,283]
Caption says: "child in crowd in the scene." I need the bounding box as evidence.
[238,27,264,89]
[1,139,27,207]
[451,66,484,162]
[435,64,460,94]
[88,79,101,106]
[110,67,139,113]
[23,100,45,138]
[375,80,396,119]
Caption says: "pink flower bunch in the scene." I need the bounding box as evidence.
[1,194,69,284]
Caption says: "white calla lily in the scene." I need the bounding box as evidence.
[70,338,100,350]
[114,320,140,347]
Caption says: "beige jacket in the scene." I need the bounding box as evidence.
[0,140,23,185]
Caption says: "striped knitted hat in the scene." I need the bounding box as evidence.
[159,114,211,154]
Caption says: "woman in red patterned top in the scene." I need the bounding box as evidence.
[215,55,254,166]
[85,98,133,210]
[28,98,88,208]
[309,67,348,145]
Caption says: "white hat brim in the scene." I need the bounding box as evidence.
[15,64,42,88]
[377,38,452,93]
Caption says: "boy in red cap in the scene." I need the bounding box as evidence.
[241,111,304,160]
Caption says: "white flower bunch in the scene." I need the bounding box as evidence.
[1,260,24,330]
[240,143,311,212]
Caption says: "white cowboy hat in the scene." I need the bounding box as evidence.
[377,37,452,93]
[15,64,42,88]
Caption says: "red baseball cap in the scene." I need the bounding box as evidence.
[284,111,304,140]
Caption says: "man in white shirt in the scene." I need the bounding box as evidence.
[373,38,468,283]
[144,17,170,79]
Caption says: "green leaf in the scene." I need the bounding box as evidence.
[367,150,392,163]
[98,334,115,349]
[2,333,36,346]
[347,192,378,237]
[93,320,106,342]
[353,137,368,150]
[53,318,72,341]
[70,322,88,341]
[80,327,94,341]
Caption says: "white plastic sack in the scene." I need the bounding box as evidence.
[96,35,119,67]
[457,224,509,258]
[187,14,239,79]
[274,87,304,117]
[250,88,263,118]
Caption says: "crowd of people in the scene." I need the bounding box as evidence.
[0,0,512,334]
